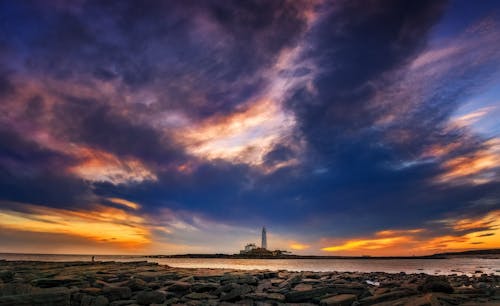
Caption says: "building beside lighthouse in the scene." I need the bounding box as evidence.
[261,226,267,249]
[239,226,289,256]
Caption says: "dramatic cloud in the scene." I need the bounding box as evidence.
[0,0,499,255]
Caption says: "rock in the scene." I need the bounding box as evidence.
[294,283,313,291]
[109,300,137,306]
[135,290,166,305]
[0,270,14,282]
[222,274,258,285]
[255,280,272,293]
[279,274,302,289]
[191,282,219,292]
[125,278,147,291]
[420,276,454,294]
[80,287,102,296]
[245,292,285,302]
[220,284,253,302]
[91,295,109,306]
[285,287,336,302]
[184,292,218,300]
[31,277,86,288]
[102,286,132,301]
[179,275,195,283]
[0,287,71,306]
[359,289,414,305]
[320,294,357,306]
[168,281,192,292]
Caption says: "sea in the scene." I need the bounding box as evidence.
[1,254,498,276]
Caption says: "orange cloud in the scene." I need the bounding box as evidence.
[289,242,310,251]
[0,203,150,249]
[180,99,296,166]
[322,236,414,253]
[321,212,500,256]
[449,107,495,129]
[437,138,500,184]
[69,147,157,184]
[108,198,141,210]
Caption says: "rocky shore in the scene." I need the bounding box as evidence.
[0,260,498,306]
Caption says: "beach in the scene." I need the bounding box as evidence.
[0,260,498,305]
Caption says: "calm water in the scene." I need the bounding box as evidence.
[1,254,498,276]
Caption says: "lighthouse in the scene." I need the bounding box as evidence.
[261,226,267,249]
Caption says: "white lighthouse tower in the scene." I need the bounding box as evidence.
[261,226,267,249]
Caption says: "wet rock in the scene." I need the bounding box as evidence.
[135,290,166,305]
[320,294,357,306]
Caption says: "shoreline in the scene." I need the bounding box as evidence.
[0,260,498,305]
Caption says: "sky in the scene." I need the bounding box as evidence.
[0,0,499,256]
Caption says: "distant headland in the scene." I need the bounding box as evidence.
[145,248,500,260]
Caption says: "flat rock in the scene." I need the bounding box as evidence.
[320,294,357,306]
[102,286,132,301]
[294,283,314,291]
[285,287,335,302]
[184,292,218,300]
[220,284,253,302]
[0,287,71,306]
[168,281,192,292]
[191,282,219,292]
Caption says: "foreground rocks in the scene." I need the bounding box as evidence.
[0,261,498,305]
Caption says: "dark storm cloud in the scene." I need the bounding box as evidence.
[1,0,309,119]
[51,97,185,164]
[0,128,92,208]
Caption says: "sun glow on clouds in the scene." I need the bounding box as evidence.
[0,203,150,249]
[321,211,500,255]
[69,148,157,184]
[181,99,295,166]
[437,138,500,184]
[289,242,310,251]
